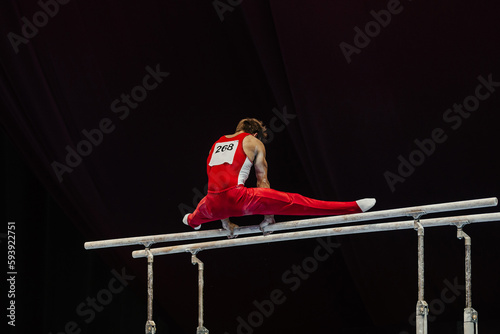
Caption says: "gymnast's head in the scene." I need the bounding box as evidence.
[236,118,268,143]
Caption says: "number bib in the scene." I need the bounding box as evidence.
[208,140,238,166]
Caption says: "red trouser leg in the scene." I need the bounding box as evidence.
[187,190,242,227]
[187,196,217,228]
[187,186,362,228]
[241,187,362,216]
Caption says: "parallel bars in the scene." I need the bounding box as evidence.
[84,197,499,334]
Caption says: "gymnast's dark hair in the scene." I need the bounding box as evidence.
[235,118,268,142]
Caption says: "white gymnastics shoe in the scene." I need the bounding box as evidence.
[356,198,376,212]
[183,214,200,230]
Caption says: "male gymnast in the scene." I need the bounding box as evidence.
[183,118,375,237]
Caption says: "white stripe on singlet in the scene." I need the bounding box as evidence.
[238,157,253,186]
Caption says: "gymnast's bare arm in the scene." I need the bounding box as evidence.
[243,134,275,229]
[243,134,270,188]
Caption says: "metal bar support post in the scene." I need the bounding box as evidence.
[191,252,209,334]
[414,215,428,334]
[146,248,157,334]
[457,224,478,334]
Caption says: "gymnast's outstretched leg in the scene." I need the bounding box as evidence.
[241,187,376,217]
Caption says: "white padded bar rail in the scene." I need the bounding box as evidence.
[132,212,500,258]
[84,197,497,250]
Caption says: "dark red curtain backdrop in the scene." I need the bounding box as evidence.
[2,0,500,333]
